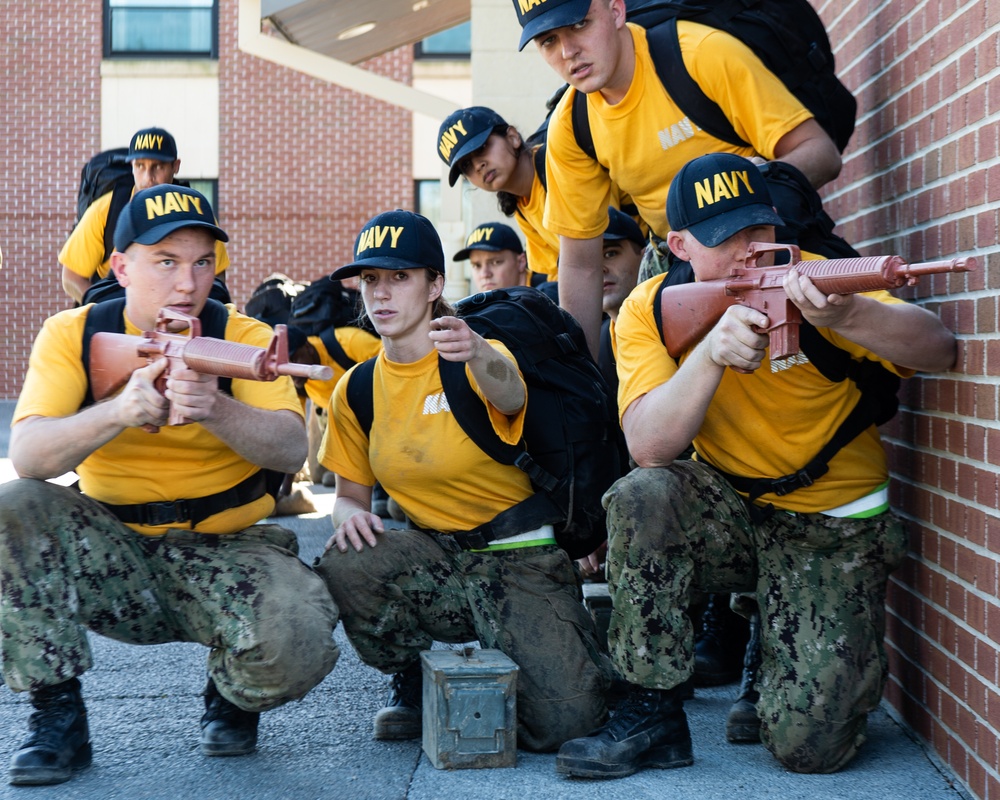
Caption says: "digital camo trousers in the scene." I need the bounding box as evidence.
[0,479,340,712]
[603,461,907,773]
[315,530,614,752]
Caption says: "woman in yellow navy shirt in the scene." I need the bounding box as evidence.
[313,209,609,753]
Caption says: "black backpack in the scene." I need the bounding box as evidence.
[289,278,366,335]
[345,286,621,559]
[244,274,309,328]
[571,0,856,155]
[245,274,369,370]
[76,148,135,266]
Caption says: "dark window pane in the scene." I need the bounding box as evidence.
[111,8,212,54]
[417,22,470,58]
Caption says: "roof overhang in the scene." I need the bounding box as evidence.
[239,0,460,119]
[262,0,470,64]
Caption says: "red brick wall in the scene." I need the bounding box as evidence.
[0,0,103,398]
[0,0,413,397]
[817,2,999,798]
[217,2,414,304]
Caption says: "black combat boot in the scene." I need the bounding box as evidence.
[8,677,92,786]
[373,662,423,740]
[556,683,693,778]
[694,593,750,686]
[200,678,260,756]
[726,608,762,743]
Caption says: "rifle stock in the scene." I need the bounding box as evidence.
[659,243,975,363]
[89,309,332,429]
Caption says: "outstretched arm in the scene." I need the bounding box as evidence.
[166,365,307,474]
[783,269,958,372]
[429,316,525,414]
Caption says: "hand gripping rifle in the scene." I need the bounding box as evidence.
[89,307,332,430]
[660,243,975,364]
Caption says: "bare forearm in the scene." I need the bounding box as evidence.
[772,119,842,189]
[623,344,725,468]
[466,343,525,415]
[61,266,90,304]
[10,406,127,479]
[201,398,307,473]
[558,236,605,360]
[829,297,957,372]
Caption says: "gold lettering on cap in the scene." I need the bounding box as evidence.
[467,227,494,246]
[144,191,203,220]
[134,133,166,151]
[518,0,546,14]
[694,170,755,209]
[438,121,468,160]
[357,225,406,255]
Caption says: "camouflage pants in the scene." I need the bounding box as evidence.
[0,479,340,712]
[604,462,907,773]
[315,530,612,752]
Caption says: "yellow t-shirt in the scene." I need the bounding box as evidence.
[514,157,641,282]
[515,160,561,280]
[544,22,814,241]
[303,327,382,411]
[13,304,303,535]
[320,346,532,532]
[614,275,913,514]
[60,189,231,280]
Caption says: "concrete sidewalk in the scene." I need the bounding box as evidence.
[0,400,969,800]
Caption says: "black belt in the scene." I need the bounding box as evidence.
[100,471,269,527]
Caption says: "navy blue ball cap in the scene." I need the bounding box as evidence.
[332,210,445,280]
[604,207,647,248]
[113,185,227,253]
[666,153,783,247]
[126,126,178,162]
[437,106,509,186]
[453,222,524,261]
[513,0,592,50]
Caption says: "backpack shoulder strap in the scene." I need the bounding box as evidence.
[344,356,379,437]
[646,18,748,149]
[102,181,134,265]
[570,89,597,161]
[653,261,694,350]
[318,327,357,371]
[437,356,564,550]
[532,143,548,192]
[714,321,900,504]
[81,299,128,406]
[437,357,522,467]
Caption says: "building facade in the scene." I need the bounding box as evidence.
[0,0,998,797]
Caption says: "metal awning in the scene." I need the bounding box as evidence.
[262,0,470,64]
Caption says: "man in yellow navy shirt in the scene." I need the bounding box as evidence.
[0,184,338,786]
[511,0,843,357]
[554,153,957,779]
[452,221,528,292]
[60,126,230,304]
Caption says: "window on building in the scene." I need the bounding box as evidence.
[415,180,441,228]
[415,22,470,59]
[185,179,218,215]
[105,0,218,58]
